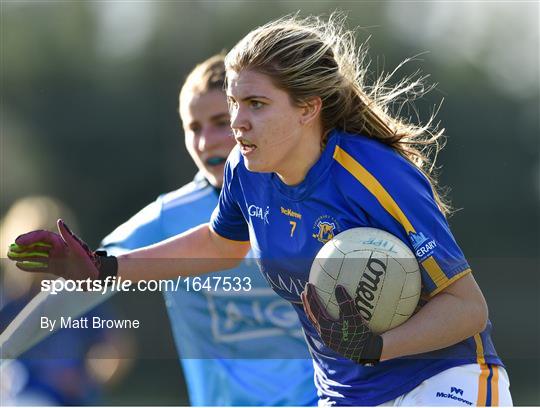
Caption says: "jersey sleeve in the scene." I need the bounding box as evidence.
[335,141,470,297]
[100,198,165,255]
[209,150,250,242]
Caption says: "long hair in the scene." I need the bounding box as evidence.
[225,14,450,215]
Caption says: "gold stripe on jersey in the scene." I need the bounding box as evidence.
[333,146,416,234]
[477,363,490,406]
[420,256,446,287]
[427,267,471,297]
[475,333,490,405]
[492,365,500,406]
[333,145,458,292]
[474,333,486,365]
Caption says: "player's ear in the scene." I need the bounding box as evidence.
[299,96,322,126]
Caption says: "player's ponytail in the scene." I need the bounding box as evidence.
[225,13,450,215]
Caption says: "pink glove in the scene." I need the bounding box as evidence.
[7,219,110,281]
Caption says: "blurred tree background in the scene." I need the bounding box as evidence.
[1,1,538,405]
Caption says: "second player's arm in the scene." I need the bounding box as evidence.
[116,223,250,281]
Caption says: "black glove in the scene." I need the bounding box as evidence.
[302,283,383,365]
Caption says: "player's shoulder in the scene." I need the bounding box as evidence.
[335,130,403,163]
[159,174,214,212]
[330,129,432,201]
[333,130,424,179]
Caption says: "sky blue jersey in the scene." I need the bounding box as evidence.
[100,175,317,406]
[210,130,503,406]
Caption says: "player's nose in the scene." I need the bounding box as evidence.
[230,107,251,133]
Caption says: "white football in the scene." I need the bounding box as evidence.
[309,227,421,334]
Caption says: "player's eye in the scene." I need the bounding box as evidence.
[249,100,264,110]
[216,118,230,128]
[189,124,201,134]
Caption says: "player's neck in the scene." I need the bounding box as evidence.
[275,128,323,186]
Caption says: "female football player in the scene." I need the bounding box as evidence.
[8,14,512,406]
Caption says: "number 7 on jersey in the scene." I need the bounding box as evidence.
[289,221,297,237]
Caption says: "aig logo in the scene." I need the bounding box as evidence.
[248,204,269,224]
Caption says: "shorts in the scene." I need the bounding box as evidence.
[379,363,512,406]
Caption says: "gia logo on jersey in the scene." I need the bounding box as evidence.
[248,204,270,224]
[312,215,341,244]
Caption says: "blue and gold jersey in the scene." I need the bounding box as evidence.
[211,130,503,406]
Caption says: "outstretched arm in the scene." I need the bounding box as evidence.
[8,220,250,283]
[117,223,250,280]
[2,223,249,358]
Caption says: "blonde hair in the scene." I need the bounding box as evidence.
[179,53,226,110]
[225,14,450,214]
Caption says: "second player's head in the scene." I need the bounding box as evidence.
[179,54,235,188]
